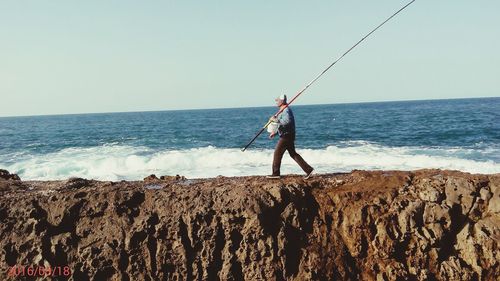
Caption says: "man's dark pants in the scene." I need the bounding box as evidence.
[272,135,313,176]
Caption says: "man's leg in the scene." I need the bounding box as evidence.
[286,138,313,174]
[272,137,288,176]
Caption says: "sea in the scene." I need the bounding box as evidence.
[0,97,499,180]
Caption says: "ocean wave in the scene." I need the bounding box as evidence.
[1,144,499,181]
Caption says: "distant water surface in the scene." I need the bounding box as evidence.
[0,97,498,180]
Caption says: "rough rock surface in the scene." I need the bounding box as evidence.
[0,169,20,181]
[0,169,498,280]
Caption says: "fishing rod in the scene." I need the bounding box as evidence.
[242,0,416,152]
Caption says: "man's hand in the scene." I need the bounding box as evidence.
[269,116,278,123]
[269,132,276,139]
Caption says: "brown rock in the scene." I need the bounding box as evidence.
[65,177,90,189]
[0,170,498,280]
[488,175,500,214]
[143,174,159,181]
[0,169,20,181]
[159,174,186,181]
[444,177,476,212]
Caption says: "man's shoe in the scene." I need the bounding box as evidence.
[304,169,314,180]
[266,175,281,179]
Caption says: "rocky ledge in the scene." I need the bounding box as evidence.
[0,169,498,280]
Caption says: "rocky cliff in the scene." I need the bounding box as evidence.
[0,169,498,280]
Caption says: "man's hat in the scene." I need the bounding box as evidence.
[275,94,287,103]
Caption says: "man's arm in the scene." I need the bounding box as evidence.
[268,117,279,138]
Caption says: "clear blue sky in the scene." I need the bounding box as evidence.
[1,1,499,117]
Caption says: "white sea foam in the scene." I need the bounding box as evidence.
[2,143,499,181]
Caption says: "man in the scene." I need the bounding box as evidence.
[267,94,314,179]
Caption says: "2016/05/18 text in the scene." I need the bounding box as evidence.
[7,265,71,277]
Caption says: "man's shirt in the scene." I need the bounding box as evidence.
[277,106,296,137]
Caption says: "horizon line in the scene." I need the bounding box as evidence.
[1,96,498,119]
